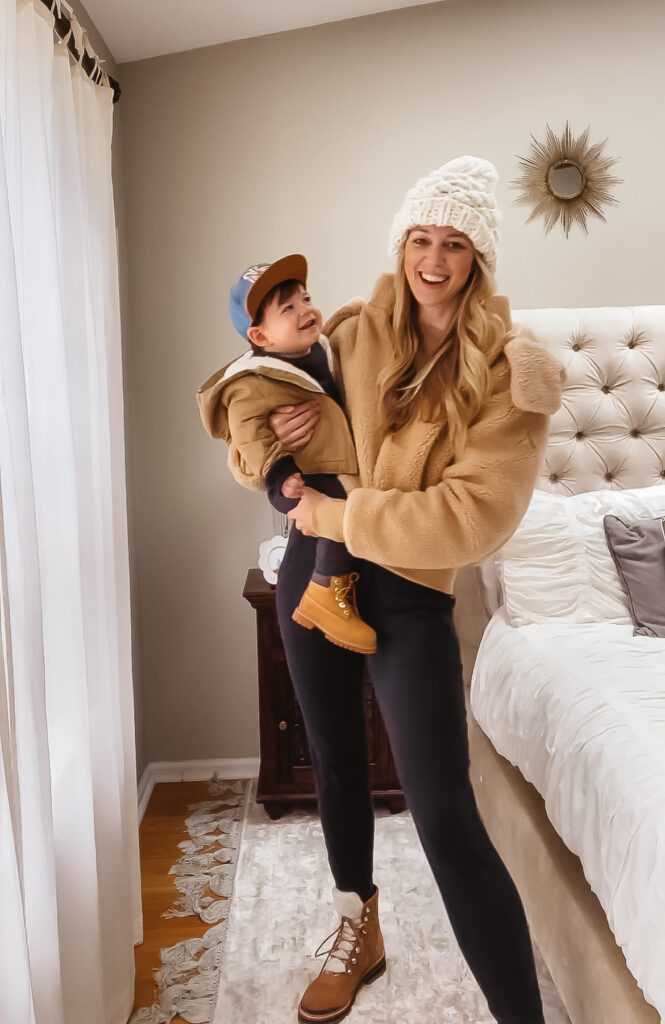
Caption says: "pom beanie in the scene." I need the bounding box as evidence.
[388,155,500,270]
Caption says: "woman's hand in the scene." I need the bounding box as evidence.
[269,399,321,450]
[286,487,326,537]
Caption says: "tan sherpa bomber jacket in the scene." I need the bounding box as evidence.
[305,274,565,595]
[196,336,358,488]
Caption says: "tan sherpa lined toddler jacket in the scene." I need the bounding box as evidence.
[306,274,565,595]
[196,337,358,488]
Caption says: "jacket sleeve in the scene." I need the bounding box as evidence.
[224,387,287,488]
[311,378,550,571]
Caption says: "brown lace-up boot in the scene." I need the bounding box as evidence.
[292,573,377,655]
[297,887,386,1023]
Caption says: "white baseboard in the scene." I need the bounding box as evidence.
[137,758,259,823]
[149,758,260,783]
[137,765,155,824]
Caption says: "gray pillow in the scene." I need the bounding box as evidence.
[603,514,665,637]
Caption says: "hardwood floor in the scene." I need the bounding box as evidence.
[132,781,232,1015]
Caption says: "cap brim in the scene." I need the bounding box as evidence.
[246,254,308,322]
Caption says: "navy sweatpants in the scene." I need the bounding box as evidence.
[276,526,545,1024]
[277,471,355,578]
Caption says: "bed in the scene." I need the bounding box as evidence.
[461,305,665,1024]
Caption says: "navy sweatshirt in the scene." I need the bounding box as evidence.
[262,342,345,514]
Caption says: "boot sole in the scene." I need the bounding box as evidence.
[292,608,376,655]
[297,955,387,1024]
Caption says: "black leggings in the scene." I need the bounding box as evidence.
[276,528,545,1024]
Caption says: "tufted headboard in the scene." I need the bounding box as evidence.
[456,305,665,681]
[512,306,665,494]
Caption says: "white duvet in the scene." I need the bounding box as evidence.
[470,610,665,1020]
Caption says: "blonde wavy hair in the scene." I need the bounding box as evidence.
[379,244,507,460]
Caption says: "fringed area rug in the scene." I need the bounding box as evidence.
[213,784,571,1024]
[131,778,250,1024]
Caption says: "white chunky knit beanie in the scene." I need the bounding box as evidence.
[388,155,500,270]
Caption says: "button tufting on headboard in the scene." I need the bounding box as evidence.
[512,306,665,495]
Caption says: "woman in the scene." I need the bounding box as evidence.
[267,157,564,1024]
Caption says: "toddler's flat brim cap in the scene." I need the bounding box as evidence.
[246,254,308,321]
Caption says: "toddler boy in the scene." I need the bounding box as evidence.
[196,254,376,655]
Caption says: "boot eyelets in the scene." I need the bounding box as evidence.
[351,957,357,964]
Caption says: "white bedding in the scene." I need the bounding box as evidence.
[470,610,665,1020]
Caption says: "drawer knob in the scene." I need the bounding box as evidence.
[279,720,288,732]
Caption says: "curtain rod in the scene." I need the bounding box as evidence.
[38,0,121,103]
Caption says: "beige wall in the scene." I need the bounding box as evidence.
[70,1,147,778]
[118,0,665,765]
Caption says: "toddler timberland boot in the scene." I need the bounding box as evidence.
[298,887,386,1024]
[292,573,377,654]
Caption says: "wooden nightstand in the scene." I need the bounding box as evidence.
[243,568,406,819]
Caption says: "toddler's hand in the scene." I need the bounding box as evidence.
[281,472,305,499]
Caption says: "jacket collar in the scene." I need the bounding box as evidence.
[196,335,336,441]
[213,334,334,393]
[356,275,564,415]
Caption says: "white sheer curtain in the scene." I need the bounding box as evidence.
[0,2,141,1022]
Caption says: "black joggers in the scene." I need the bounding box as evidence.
[276,527,545,1024]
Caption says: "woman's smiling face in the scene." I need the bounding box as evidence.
[403,225,475,311]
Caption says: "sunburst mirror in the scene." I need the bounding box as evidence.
[512,122,622,236]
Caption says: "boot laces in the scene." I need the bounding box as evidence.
[314,915,362,974]
[332,573,360,619]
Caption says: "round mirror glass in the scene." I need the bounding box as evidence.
[547,161,585,200]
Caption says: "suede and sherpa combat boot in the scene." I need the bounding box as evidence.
[292,573,377,654]
[297,888,386,1024]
